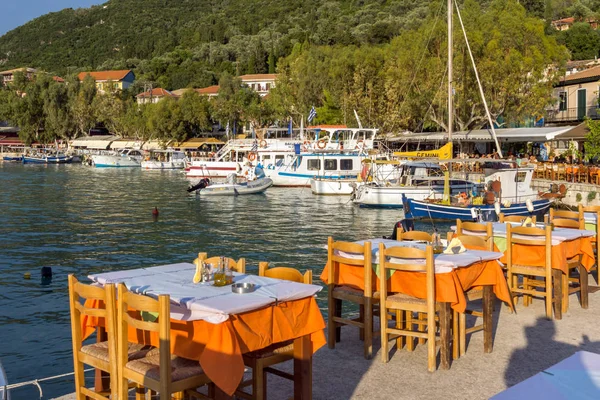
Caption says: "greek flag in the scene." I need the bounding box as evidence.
[307,106,317,123]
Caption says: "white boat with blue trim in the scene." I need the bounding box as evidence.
[91,148,144,168]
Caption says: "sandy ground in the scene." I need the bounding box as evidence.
[55,287,600,400]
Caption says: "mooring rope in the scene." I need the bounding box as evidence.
[4,368,93,398]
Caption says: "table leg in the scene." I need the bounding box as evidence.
[213,387,233,400]
[439,303,451,370]
[335,299,342,343]
[94,326,109,393]
[561,272,569,314]
[483,285,493,353]
[579,265,589,309]
[552,269,563,320]
[294,334,313,400]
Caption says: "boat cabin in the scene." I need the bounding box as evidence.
[481,161,537,202]
[398,162,446,186]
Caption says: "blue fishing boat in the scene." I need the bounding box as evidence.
[403,162,552,221]
[22,153,73,164]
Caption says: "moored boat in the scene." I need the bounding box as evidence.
[0,358,10,400]
[91,149,143,168]
[188,167,273,196]
[141,149,186,170]
[22,152,73,164]
[404,161,551,221]
[310,177,358,195]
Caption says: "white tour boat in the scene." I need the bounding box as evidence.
[91,149,144,168]
[141,149,186,170]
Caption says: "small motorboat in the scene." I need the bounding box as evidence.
[188,166,273,196]
[22,152,73,164]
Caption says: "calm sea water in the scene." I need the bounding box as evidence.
[0,163,444,398]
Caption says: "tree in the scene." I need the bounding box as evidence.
[71,75,98,137]
[558,22,600,60]
[585,118,600,161]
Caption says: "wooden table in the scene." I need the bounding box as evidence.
[321,239,512,366]
[84,263,326,399]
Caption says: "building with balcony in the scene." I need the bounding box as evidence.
[239,74,277,96]
[136,88,176,104]
[0,67,37,86]
[546,65,600,124]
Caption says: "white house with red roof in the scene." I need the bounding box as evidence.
[77,69,135,92]
[136,88,176,104]
[239,74,277,96]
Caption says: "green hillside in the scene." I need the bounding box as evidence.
[0,0,431,88]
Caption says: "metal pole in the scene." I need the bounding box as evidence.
[455,1,503,158]
[447,0,453,143]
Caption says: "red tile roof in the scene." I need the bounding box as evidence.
[196,85,220,95]
[52,76,64,83]
[77,69,132,82]
[136,88,174,98]
[239,74,277,81]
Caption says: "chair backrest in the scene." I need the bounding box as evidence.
[68,275,117,398]
[327,237,373,296]
[506,224,552,270]
[552,218,581,229]
[258,262,312,284]
[117,284,172,392]
[456,220,492,240]
[456,234,493,251]
[378,243,435,308]
[203,255,246,273]
[549,208,582,223]
[397,230,432,242]
[498,213,536,224]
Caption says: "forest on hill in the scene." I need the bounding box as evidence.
[2,0,600,143]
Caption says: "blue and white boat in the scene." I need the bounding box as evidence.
[22,153,73,164]
[264,151,364,187]
[403,162,551,221]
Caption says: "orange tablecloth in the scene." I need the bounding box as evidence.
[320,260,511,313]
[499,236,595,274]
[83,297,326,395]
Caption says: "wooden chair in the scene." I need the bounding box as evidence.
[379,244,446,371]
[202,254,246,273]
[498,213,536,224]
[579,204,600,284]
[452,220,494,358]
[327,237,378,359]
[116,284,212,400]
[557,163,566,181]
[548,208,583,228]
[68,275,119,400]
[506,224,558,319]
[397,230,432,242]
[258,261,312,284]
[236,263,313,400]
[578,165,588,184]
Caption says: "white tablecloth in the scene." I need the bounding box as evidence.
[451,222,594,246]
[491,351,600,399]
[338,238,502,274]
[89,263,322,324]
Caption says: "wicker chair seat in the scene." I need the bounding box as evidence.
[125,354,204,382]
[80,341,156,363]
[244,340,294,359]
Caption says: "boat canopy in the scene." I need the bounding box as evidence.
[176,137,225,149]
[70,135,116,149]
[110,140,143,150]
[393,142,453,160]
[389,126,577,143]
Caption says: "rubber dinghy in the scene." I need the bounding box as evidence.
[0,358,10,400]
[188,166,273,196]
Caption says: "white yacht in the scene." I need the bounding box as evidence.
[352,161,481,208]
[141,149,186,170]
[91,149,144,168]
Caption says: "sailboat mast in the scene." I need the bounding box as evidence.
[447,0,453,143]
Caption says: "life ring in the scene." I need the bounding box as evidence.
[317,139,327,149]
[259,139,267,148]
[355,139,364,149]
[248,153,257,161]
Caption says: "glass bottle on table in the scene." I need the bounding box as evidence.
[214,257,227,287]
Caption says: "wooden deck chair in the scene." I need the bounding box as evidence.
[116,284,212,400]
[236,263,313,400]
[379,244,446,371]
[327,237,378,359]
[506,224,559,319]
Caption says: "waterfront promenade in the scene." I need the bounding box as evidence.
[55,287,600,399]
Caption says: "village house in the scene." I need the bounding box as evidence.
[135,88,176,104]
[547,64,600,124]
[77,69,135,93]
[551,16,599,31]
[171,85,220,99]
[239,73,277,96]
[0,67,37,86]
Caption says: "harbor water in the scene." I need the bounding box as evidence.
[0,163,444,398]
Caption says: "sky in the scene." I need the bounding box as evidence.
[1,0,103,36]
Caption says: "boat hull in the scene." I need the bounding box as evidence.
[92,155,141,168]
[310,179,357,195]
[354,181,481,208]
[22,155,72,164]
[186,161,239,178]
[405,197,551,221]
[196,178,273,196]
[141,160,186,170]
